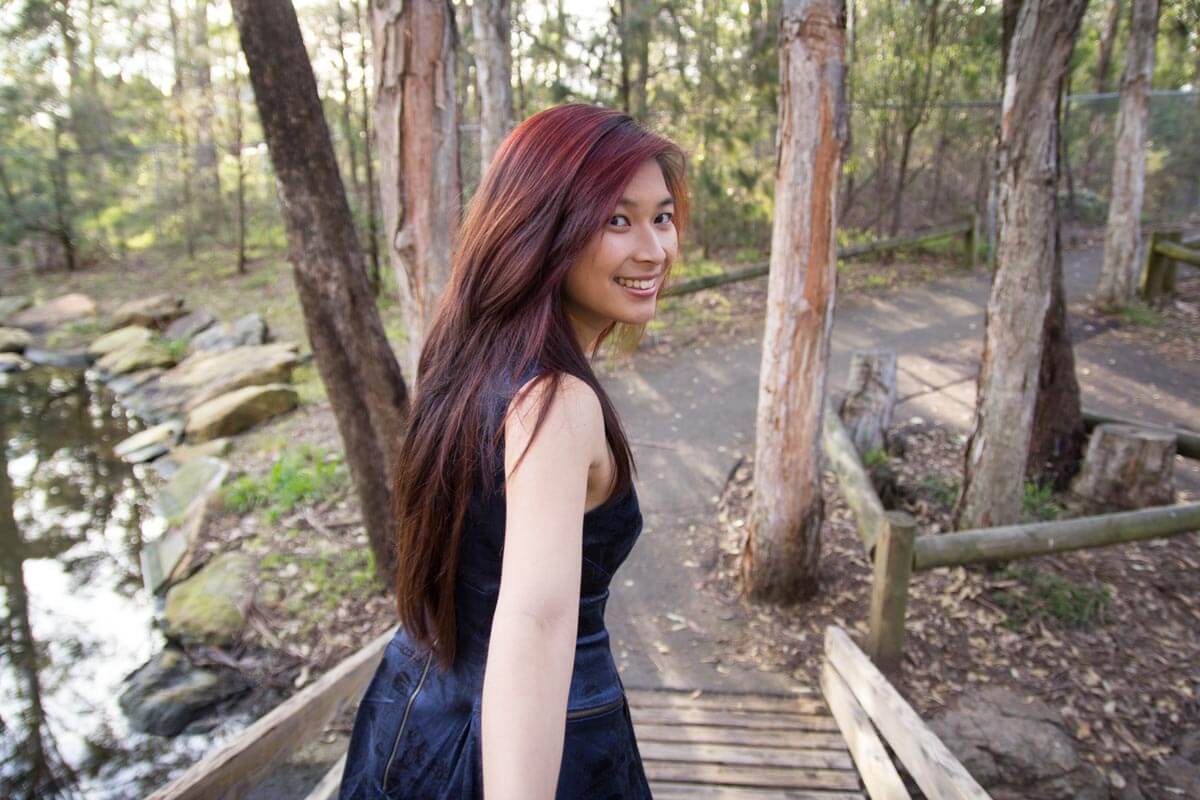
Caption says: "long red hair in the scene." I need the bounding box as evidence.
[391,103,689,671]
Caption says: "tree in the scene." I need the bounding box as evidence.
[371,0,462,385]
[740,0,847,602]
[1095,0,1160,309]
[230,0,410,584]
[954,0,1089,531]
[472,0,514,172]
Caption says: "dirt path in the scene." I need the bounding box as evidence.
[601,242,1200,695]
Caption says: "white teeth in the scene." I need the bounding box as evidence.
[615,277,655,290]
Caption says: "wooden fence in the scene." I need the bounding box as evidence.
[1140,230,1200,303]
[661,216,978,299]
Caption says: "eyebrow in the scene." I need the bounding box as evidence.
[616,196,675,209]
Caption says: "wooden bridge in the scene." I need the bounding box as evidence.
[147,624,989,800]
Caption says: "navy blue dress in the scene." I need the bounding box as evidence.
[338,365,653,799]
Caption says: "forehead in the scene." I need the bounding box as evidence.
[616,161,674,207]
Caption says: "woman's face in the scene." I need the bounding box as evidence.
[563,158,678,352]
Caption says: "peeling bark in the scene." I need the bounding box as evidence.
[472,0,514,173]
[741,0,847,603]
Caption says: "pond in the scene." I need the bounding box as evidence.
[0,365,260,798]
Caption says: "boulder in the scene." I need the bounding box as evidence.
[189,312,269,354]
[141,490,216,595]
[163,551,258,647]
[123,342,301,423]
[0,327,33,353]
[7,293,96,333]
[88,324,153,357]
[109,293,185,330]
[0,295,32,324]
[0,352,31,373]
[185,384,298,443]
[164,309,216,341]
[150,437,234,481]
[113,418,185,463]
[107,367,166,396]
[94,339,176,378]
[22,346,91,369]
[929,688,1107,800]
[154,455,229,522]
[118,645,251,736]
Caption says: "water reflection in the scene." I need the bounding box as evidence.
[0,367,211,798]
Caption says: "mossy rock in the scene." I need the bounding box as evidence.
[163,551,258,647]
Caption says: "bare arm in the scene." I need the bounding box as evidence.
[481,374,604,800]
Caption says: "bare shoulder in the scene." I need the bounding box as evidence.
[505,372,603,469]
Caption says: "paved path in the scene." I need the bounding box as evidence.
[602,244,1200,695]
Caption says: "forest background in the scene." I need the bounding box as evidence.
[2,0,1198,288]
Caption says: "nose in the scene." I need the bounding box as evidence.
[631,222,669,265]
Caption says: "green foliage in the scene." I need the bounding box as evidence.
[862,447,889,468]
[1021,479,1062,522]
[991,565,1112,630]
[222,444,346,523]
[919,474,960,509]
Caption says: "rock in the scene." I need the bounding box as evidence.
[185,383,298,443]
[0,327,33,353]
[22,346,92,369]
[929,687,1108,800]
[163,551,258,647]
[94,339,176,378]
[114,419,185,463]
[88,324,153,357]
[109,293,186,330]
[164,309,216,341]
[150,438,234,481]
[141,490,216,595]
[0,295,32,323]
[118,645,251,736]
[189,312,269,354]
[7,292,97,333]
[154,455,229,523]
[107,367,166,396]
[0,352,32,373]
[124,342,301,423]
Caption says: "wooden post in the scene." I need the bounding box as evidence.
[867,510,916,673]
[964,214,978,270]
[1139,230,1180,303]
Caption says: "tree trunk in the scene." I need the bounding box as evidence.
[1067,423,1176,512]
[1080,0,1122,187]
[190,0,222,230]
[167,0,197,259]
[953,0,1088,531]
[472,0,514,174]
[335,0,362,201]
[230,58,247,274]
[740,0,846,603]
[839,349,897,457]
[371,0,462,385]
[230,0,411,586]
[1096,0,1160,310]
[355,0,382,295]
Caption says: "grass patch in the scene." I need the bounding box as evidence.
[272,547,381,617]
[222,444,347,523]
[991,565,1112,630]
[1119,300,1164,327]
[862,448,889,469]
[292,361,328,406]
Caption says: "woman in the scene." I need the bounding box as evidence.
[338,103,689,799]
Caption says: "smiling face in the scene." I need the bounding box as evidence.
[563,158,679,354]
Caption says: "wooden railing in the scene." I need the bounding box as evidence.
[821,625,991,799]
[661,216,978,299]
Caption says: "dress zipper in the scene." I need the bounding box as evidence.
[382,649,434,790]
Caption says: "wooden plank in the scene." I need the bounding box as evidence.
[646,761,861,791]
[821,661,911,800]
[822,406,887,555]
[1155,239,1200,267]
[627,687,828,715]
[634,723,848,751]
[650,782,865,799]
[303,754,345,800]
[825,626,990,800]
[147,625,398,800]
[638,739,855,771]
[631,706,841,732]
[913,501,1200,570]
[866,512,916,673]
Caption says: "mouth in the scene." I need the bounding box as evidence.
[613,275,659,298]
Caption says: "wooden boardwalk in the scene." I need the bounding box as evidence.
[626,685,865,799]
